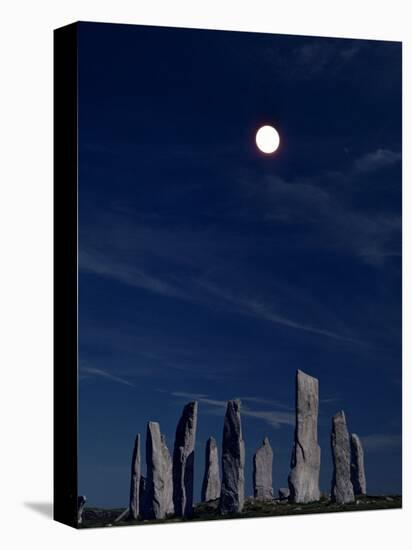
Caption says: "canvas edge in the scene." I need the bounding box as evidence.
[53,21,79,529]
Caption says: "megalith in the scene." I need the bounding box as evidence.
[201,436,221,502]
[172,401,198,517]
[145,421,173,519]
[278,487,290,500]
[288,370,321,503]
[129,433,141,519]
[350,433,366,496]
[77,495,86,525]
[253,437,274,500]
[331,411,355,504]
[161,434,174,515]
[220,399,245,514]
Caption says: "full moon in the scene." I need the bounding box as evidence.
[256,125,280,154]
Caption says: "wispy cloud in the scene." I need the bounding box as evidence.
[360,433,401,451]
[240,148,401,267]
[320,397,343,404]
[80,366,135,388]
[171,391,211,400]
[79,147,400,349]
[171,392,227,409]
[198,280,357,343]
[80,249,187,300]
[80,241,357,344]
[267,38,363,81]
[353,149,401,174]
[171,392,294,429]
[242,408,294,428]
[240,396,293,410]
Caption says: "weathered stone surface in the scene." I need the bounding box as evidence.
[331,411,355,504]
[288,370,321,503]
[77,495,86,524]
[161,434,174,515]
[129,433,141,519]
[350,433,366,496]
[278,487,290,500]
[173,401,198,517]
[253,437,274,500]
[145,421,174,519]
[201,436,221,502]
[220,399,245,514]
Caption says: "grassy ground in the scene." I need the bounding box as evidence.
[80,494,402,529]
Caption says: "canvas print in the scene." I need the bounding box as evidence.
[55,21,402,528]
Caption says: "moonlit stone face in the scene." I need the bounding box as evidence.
[256,125,280,154]
[220,399,245,514]
[288,370,321,503]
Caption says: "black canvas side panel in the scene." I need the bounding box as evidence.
[53,22,78,528]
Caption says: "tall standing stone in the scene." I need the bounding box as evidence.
[350,433,366,496]
[220,399,245,514]
[173,401,198,517]
[161,434,174,514]
[129,434,141,519]
[145,421,173,519]
[77,496,86,525]
[331,411,355,504]
[288,370,321,503]
[201,436,221,502]
[253,437,274,500]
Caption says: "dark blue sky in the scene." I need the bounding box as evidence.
[77,22,402,507]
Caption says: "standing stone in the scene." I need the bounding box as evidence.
[350,433,366,495]
[220,399,245,514]
[173,401,198,517]
[331,411,355,504]
[253,437,274,500]
[288,370,321,503]
[129,434,141,519]
[145,421,173,519]
[161,434,174,514]
[201,436,221,502]
[278,487,290,500]
[77,495,86,525]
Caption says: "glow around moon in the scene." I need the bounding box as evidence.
[256,125,280,154]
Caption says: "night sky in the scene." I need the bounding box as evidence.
[77,22,402,507]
